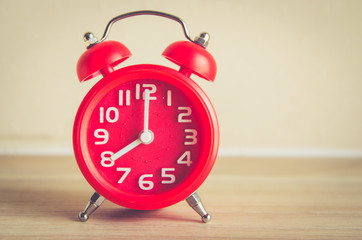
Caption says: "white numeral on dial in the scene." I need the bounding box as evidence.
[94,129,109,145]
[178,107,192,123]
[136,84,141,99]
[139,174,154,190]
[137,168,177,190]
[161,168,176,184]
[142,84,157,100]
[116,167,131,183]
[119,90,131,106]
[100,107,119,123]
[136,84,157,100]
[101,151,114,167]
[184,129,197,145]
[167,90,172,106]
[177,151,192,167]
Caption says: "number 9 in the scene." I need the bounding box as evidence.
[94,129,109,145]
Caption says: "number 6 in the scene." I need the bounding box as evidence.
[139,174,154,190]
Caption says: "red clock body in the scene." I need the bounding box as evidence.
[73,64,219,210]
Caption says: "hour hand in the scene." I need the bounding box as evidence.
[110,131,154,162]
[110,138,142,161]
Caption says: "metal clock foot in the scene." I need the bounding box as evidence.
[186,192,211,223]
[78,192,105,222]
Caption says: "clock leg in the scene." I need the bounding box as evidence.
[185,192,211,223]
[78,192,105,222]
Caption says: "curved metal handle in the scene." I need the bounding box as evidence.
[99,10,194,43]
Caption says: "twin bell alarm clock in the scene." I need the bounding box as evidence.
[73,10,219,223]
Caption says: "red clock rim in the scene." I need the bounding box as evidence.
[73,64,219,210]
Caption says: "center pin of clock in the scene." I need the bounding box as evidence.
[139,130,154,145]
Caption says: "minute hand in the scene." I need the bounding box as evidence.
[143,89,150,133]
[139,89,154,144]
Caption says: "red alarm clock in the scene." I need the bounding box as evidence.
[73,11,219,223]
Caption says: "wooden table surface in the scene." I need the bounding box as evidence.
[0,155,362,239]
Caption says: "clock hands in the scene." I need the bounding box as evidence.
[143,89,150,133]
[110,138,142,161]
[140,89,154,144]
[110,89,154,162]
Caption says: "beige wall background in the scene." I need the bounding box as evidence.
[0,0,361,157]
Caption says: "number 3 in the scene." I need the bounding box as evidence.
[184,129,197,145]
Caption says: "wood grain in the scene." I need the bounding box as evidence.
[1,156,362,239]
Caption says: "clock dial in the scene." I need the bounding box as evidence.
[74,65,218,210]
[88,79,203,194]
